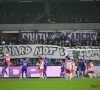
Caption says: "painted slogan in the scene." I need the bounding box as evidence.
[0,45,100,60]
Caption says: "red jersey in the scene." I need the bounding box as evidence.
[65,60,73,70]
[39,60,44,69]
[6,53,10,61]
[72,61,75,70]
[87,62,94,71]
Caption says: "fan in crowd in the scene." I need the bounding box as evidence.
[0,33,100,47]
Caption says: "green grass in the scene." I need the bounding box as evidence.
[0,78,100,90]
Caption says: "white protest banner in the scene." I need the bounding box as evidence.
[0,45,100,60]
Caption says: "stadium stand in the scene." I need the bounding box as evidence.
[0,2,100,23]
[0,31,100,46]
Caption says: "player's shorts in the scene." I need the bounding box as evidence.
[88,70,94,74]
[6,60,12,66]
[4,66,7,69]
[22,68,27,73]
[79,67,85,71]
[66,69,73,74]
[39,69,44,73]
[44,68,47,72]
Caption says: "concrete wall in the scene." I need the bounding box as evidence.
[0,23,100,30]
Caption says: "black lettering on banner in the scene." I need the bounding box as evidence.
[1,46,32,57]
[25,46,32,55]
[34,46,50,55]
[92,50,100,57]
[49,47,58,55]
[43,46,49,55]
[84,50,100,58]
[19,46,25,55]
[39,46,43,55]
[34,46,42,55]
[78,51,84,57]
[0,46,3,57]
[4,46,12,55]
[69,50,74,57]
[74,46,100,59]
[78,47,100,58]
[4,46,9,54]
[59,48,65,56]
[18,46,32,55]
[62,47,76,57]
[34,46,58,56]
[85,50,93,57]
[12,46,19,56]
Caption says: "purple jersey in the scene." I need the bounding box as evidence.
[3,58,8,67]
[44,59,48,71]
[21,60,28,78]
[79,61,85,71]
[21,60,28,69]
[65,58,68,62]
[61,62,64,72]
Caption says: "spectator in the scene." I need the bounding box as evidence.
[49,37,54,45]
[32,38,35,44]
[81,38,86,46]
[73,40,77,46]
[61,40,65,47]
[18,39,21,45]
[54,41,59,46]
[5,37,9,45]
[99,43,100,46]
[60,33,66,42]
[95,41,99,46]
[91,37,96,46]
[9,41,12,45]
[96,36,100,43]
[86,40,91,46]
[39,36,44,44]
[54,35,60,44]
[35,40,39,44]
[44,37,49,45]
[67,40,72,47]
[0,37,5,45]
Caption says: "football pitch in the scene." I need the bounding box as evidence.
[0,78,100,90]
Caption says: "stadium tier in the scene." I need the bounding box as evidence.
[0,1,100,23]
